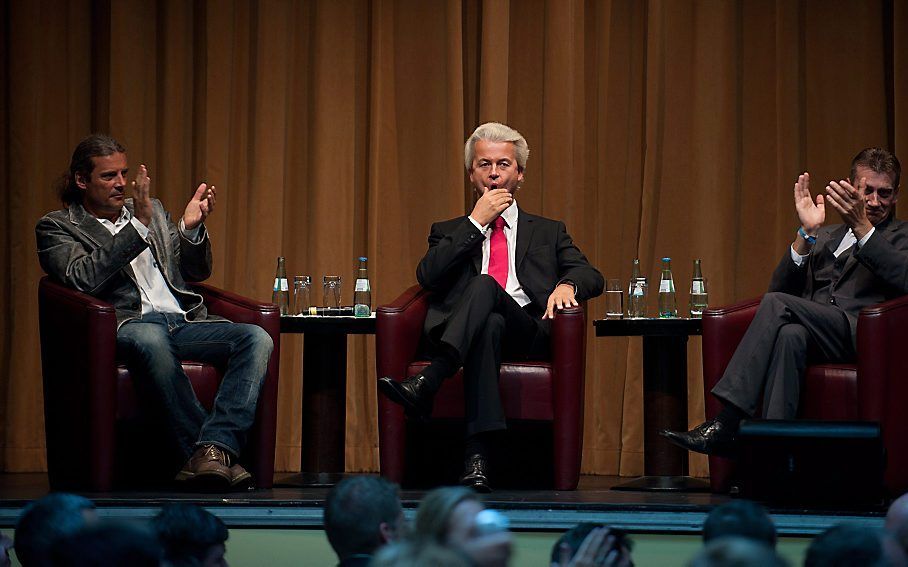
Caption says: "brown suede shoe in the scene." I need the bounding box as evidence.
[175,445,232,489]
[229,463,253,490]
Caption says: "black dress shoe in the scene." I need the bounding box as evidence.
[378,374,436,420]
[459,454,492,493]
[659,418,738,457]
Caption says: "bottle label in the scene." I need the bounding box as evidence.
[274,278,288,292]
[659,280,674,293]
[692,280,705,294]
[632,280,645,297]
[353,304,371,317]
[355,278,370,292]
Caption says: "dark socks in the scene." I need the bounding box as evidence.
[465,431,501,459]
[716,403,748,429]
[420,344,461,389]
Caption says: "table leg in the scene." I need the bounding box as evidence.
[643,335,688,476]
[278,333,348,487]
[613,334,710,492]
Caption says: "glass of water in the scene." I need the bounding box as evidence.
[689,277,708,318]
[293,275,312,315]
[323,275,342,308]
[605,279,624,319]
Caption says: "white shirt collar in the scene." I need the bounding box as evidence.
[499,199,518,228]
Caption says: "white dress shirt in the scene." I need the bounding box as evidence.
[95,208,201,315]
[790,226,875,266]
[468,201,531,307]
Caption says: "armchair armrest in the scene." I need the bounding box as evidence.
[551,305,586,489]
[192,283,279,329]
[855,294,908,495]
[376,285,431,381]
[38,276,119,489]
[701,296,762,401]
[857,293,908,418]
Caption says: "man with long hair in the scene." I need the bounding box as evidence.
[36,134,273,490]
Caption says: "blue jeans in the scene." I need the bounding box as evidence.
[116,312,273,459]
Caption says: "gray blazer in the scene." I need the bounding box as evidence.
[36,198,216,329]
[768,215,908,337]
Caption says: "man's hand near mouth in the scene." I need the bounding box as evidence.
[469,186,513,226]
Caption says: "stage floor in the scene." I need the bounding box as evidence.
[0,473,885,536]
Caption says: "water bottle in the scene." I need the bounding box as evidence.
[353,256,372,317]
[658,257,677,318]
[272,257,290,316]
[689,259,708,318]
[627,258,647,318]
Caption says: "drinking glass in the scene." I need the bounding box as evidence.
[605,279,624,319]
[293,275,312,315]
[323,275,342,308]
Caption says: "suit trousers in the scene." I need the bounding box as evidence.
[428,275,551,436]
[711,292,855,419]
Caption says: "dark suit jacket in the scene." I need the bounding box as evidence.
[769,215,908,336]
[416,207,604,333]
[36,199,215,329]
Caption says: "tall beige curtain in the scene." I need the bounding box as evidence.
[2,0,906,477]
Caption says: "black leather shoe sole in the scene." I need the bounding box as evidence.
[659,429,738,458]
[378,377,429,420]
[461,476,492,493]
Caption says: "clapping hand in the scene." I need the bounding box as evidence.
[552,527,631,567]
[182,183,216,231]
[132,165,153,227]
[824,176,872,238]
[793,172,824,235]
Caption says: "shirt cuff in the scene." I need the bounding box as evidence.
[468,216,488,233]
[790,245,809,267]
[857,226,875,248]
[557,279,578,295]
[130,217,150,239]
[180,219,203,243]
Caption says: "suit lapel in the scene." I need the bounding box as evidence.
[68,203,113,248]
[840,215,897,280]
[824,224,848,259]
[515,207,533,269]
[68,202,141,282]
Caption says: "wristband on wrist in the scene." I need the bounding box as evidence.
[798,226,817,245]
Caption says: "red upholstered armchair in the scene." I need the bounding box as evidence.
[702,294,908,496]
[37,276,280,491]
[376,285,586,490]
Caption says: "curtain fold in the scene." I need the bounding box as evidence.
[2,0,903,478]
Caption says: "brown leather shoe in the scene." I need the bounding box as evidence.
[175,445,232,489]
[229,463,253,490]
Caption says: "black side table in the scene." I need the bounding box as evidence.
[279,315,376,486]
[594,318,710,491]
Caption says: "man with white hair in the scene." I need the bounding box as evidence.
[379,122,603,492]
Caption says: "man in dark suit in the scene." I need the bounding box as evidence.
[379,122,603,491]
[662,148,908,455]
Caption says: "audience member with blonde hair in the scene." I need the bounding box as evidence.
[413,486,512,567]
